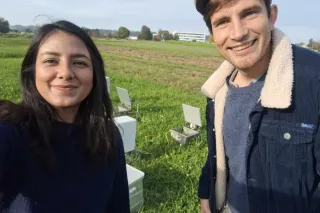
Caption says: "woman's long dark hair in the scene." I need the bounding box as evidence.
[0,20,116,167]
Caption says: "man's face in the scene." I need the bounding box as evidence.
[210,0,278,71]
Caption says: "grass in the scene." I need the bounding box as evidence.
[95,39,221,57]
[102,53,213,92]
[109,71,207,212]
[0,58,22,101]
[0,36,222,212]
[0,37,30,58]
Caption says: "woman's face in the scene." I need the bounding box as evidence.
[35,30,93,111]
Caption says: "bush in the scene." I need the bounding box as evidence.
[138,25,153,40]
[118,27,130,39]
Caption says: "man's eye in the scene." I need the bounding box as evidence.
[215,20,228,28]
[217,20,228,26]
[244,10,257,18]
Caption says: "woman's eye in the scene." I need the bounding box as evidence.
[44,59,58,64]
[74,61,88,67]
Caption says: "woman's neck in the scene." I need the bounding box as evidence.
[55,106,79,123]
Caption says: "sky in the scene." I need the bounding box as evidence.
[0,0,319,43]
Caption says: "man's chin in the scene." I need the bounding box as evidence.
[230,59,257,71]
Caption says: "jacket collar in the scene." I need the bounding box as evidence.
[201,28,294,109]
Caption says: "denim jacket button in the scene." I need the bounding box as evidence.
[284,133,291,140]
[249,178,256,183]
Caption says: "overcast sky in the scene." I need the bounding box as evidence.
[1,0,319,43]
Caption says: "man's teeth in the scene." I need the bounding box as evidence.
[232,41,254,51]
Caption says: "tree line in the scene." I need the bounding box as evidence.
[4,15,318,48]
[296,39,320,52]
[82,25,179,41]
[1,16,180,41]
[0,17,9,34]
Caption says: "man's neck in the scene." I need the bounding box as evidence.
[234,46,272,87]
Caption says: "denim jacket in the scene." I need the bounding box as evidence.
[198,28,320,213]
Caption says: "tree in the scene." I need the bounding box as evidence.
[106,32,113,39]
[90,29,100,37]
[118,26,130,39]
[307,39,320,50]
[25,28,33,33]
[112,32,119,39]
[162,31,171,40]
[313,41,320,51]
[138,25,153,40]
[157,29,171,41]
[156,29,179,41]
[157,29,167,41]
[296,42,305,47]
[308,38,314,49]
[81,27,91,35]
[168,33,174,40]
[173,33,179,41]
[0,17,10,34]
[153,35,161,41]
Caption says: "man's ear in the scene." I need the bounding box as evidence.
[269,4,278,29]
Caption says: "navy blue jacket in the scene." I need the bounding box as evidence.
[198,29,320,213]
[0,120,130,213]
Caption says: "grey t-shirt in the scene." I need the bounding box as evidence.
[223,71,266,213]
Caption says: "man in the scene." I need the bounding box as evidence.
[195,0,320,213]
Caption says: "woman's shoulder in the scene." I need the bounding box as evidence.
[0,120,25,147]
[0,120,27,187]
[0,119,19,134]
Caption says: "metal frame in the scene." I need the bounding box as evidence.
[114,87,139,117]
[170,104,202,144]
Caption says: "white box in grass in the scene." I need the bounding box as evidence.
[105,76,110,94]
[114,116,137,153]
[170,104,202,144]
[126,164,145,212]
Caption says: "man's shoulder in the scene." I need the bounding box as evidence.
[293,45,320,72]
[292,45,320,89]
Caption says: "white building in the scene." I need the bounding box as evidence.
[128,36,138,40]
[172,31,206,42]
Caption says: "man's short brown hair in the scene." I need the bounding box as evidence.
[199,0,272,34]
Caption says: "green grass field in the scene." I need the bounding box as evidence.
[0,36,223,213]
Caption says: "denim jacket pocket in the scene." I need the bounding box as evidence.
[258,121,315,196]
[259,120,315,167]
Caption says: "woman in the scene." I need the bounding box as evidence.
[0,20,130,213]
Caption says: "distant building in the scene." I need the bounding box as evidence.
[128,36,138,40]
[172,31,206,42]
